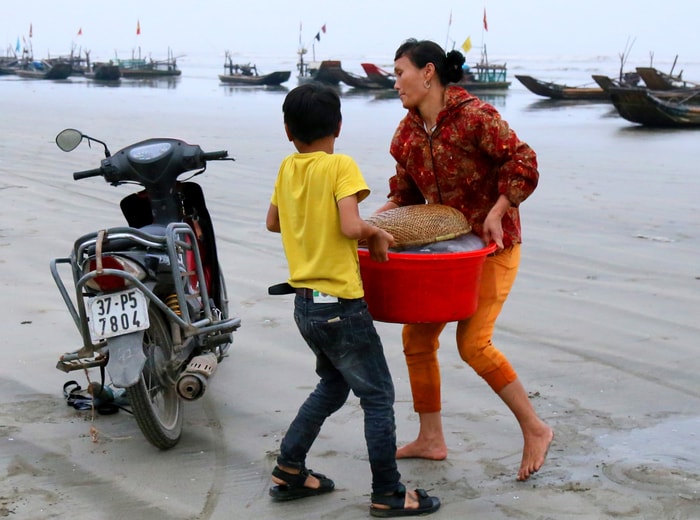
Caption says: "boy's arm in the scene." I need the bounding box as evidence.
[337,194,394,262]
[266,203,281,233]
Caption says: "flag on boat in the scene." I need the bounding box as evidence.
[483,8,488,31]
[462,36,472,54]
[315,23,326,41]
[136,20,141,35]
[29,23,33,38]
[15,37,20,52]
[77,27,82,36]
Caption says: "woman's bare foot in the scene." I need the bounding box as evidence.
[396,438,447,460]
[396,412,447,460]
[517,423,554,481]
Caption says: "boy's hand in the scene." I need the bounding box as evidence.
[367,227,394,262]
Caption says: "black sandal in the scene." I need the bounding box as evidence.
[269,466,335,501]
[63,379,127,416]
[370,484,440,517]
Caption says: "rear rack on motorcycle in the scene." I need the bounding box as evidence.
[51,223,241,372]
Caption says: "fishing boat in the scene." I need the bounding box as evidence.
[84,62,121,82]
[591,72,642,92]
[331,62,393,89]
[635,66,699,91]
[0,55,19,75]
[457,60,510,90]
[516,74,609,100]
[359,63,396,89]
[608,86,700,127]
[298,60,393,89]
[296,59,342,85]
[116,48,182,78]
[15,59,72,79]
[219,54,290,86]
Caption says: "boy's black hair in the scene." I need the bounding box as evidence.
[282,83,342,145]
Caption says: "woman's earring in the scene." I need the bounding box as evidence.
[423,80,431,89]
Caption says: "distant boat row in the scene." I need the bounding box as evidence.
[220,51,512,92]
[2,43,515,93]
[515,64,700,127]
[0,48,182,81]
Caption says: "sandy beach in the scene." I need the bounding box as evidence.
[1,67,699,520]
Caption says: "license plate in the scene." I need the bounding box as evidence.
[87,289,150,341]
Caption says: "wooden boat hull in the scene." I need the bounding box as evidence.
[16,61,72,80]
[117,55,181,78]
[635,67,696,90]
[458,79,511,91]
[516,74,608,100]
[360,63,395,89]
[0,57,19,75]
[591,72,642,92]
[121,69,181,78]
[219,70,290,86]
[311,60,343,85]
[85,64,121,81]
[608,87,700,127]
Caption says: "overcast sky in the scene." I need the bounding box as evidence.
[3,0,698,67]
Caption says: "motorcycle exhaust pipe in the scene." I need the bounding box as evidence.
[176,352,218,401]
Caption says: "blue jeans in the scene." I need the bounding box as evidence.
[277,295,401,495]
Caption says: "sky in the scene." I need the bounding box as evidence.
[3,0,699,68]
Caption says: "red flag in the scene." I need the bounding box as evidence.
[483,8,488,31]
[321,24,326,33]
[77,27,83,36]
[29,23,33,38]
[136,20,141,35]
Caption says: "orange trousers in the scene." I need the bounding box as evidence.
[402,244,520,413]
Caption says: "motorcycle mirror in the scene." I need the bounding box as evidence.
[55,128,84,152]
[55,128,112,157]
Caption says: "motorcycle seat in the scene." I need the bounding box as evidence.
[87,224,168,253]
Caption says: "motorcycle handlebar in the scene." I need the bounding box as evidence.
[72,146,230,182]
[73,167,103,180]
[201,150,229,161]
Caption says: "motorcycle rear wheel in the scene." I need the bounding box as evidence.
[126,307,183,449]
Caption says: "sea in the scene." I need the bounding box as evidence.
[2,50,699,218]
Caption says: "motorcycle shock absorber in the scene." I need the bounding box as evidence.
[165,293,181,316]
[165,293,184,351]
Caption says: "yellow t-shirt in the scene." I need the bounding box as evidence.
[271,151,370,299]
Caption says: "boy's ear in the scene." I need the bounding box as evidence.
[335,120,342,138]
[284,123,293,142]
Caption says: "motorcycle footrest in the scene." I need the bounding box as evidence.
[56,356,108,373]
[203,332,232,348]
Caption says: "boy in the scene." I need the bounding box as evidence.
[266,83,440,517]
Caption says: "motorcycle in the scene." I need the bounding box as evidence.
[50,129,241,449]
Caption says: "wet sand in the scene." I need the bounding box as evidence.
[1,71,699,519]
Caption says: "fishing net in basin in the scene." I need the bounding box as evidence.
[364,204,472,249]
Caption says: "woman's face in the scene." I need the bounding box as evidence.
[394,55,429,109]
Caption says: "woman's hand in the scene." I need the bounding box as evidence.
[482,212,504,250]
[482,195,511,250]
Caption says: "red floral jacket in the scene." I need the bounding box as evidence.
[388,86,539,248]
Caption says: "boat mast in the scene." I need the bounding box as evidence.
[444,10,452,51]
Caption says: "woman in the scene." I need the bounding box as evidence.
[376,38,553,481]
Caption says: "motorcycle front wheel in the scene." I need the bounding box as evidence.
[126,307,183,449]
